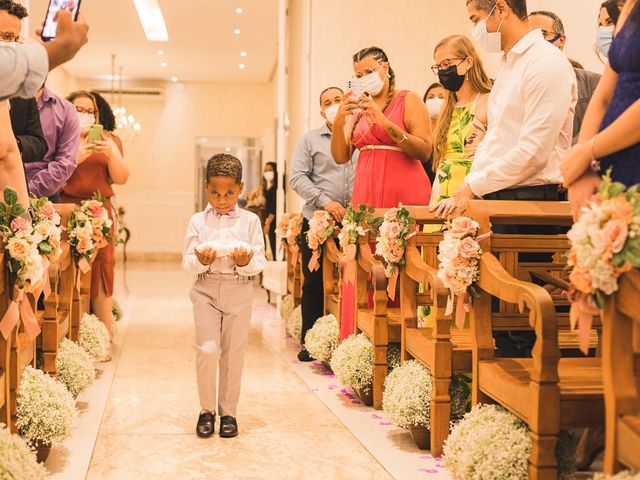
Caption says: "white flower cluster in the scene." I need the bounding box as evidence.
[594,472,640,480]
[304,314,339,362]
[79,313,110,361]
[286,305,302,342]
[16,366,78,444]
[437,217,482,296]
[4,216,45,289]
[0,425,46,479]
[383,360,432,429]
[280,294,294,322]
[444,404,531,480]
[31,198,63,263]
[387,343,401,371]
[330,333,373,392]
[338,216,365,248]
[56,338,96,397]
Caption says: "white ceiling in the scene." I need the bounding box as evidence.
[27,0,279,83]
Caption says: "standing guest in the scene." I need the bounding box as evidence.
[596,0,626,60]
[262,161,277,260]
[422,82,447,182]
[182,154,267,439]
[290,86,357,360]
[529,10,601,144]
[429,35,491,210]
[62,91,130,361]
[30,84,79,200]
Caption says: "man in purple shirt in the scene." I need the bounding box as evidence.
[30,86,79,200]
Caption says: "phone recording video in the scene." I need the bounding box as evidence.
[41,0,81,41]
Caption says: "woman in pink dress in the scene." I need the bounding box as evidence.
[331,46,433,339]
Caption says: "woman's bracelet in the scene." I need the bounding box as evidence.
[589,136,601,173]
[397,133,408,145]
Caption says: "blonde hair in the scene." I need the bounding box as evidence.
[432,35,493,172]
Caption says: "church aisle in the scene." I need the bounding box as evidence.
[84,262,392,480]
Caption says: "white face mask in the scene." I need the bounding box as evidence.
[596,25,615,58]
[470,4,504,53]
[77,112,95,131]
[425,97,444,119]
[323,104,339,124]
[263,171,275,182]
[360,70,385,96]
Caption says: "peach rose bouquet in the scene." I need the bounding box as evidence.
[306,210,336,272]
[437,216,483,330]
[68,193,112,265]
[567,173,640,352]
[285,214,303,248]
[375,205,415,300]
[339,204,380,287]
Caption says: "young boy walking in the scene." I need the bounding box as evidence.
[182,154,267,438]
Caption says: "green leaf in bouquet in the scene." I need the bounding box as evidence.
[38,242,53,255]
[468,284,480,299]
[0,202,7,216]
[594,290,605,309]
[10,203,25,217]
[3,187,17,206]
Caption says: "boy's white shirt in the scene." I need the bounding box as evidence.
[182,203,267,277]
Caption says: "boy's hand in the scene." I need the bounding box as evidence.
[195,246,217,266]
[231,248,253,267]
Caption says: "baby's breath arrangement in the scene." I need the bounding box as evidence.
[304,314,339,363]
[56,338,96,397]
[595,472,640,479]
[280,294,294,323]
[0,425,46,479]
[330,334,373,392]
[286,305,302,342]
[16,366,78,444]
[79,313,110,361]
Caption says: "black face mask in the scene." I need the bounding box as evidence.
[438,64,466,92]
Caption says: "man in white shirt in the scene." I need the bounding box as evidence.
[432,0,577,218]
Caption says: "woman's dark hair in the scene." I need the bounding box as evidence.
[90,91,117,132]
[423,82,444,103]
[601,0,622,25]
[262,161,277,191]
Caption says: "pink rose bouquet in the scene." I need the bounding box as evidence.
[68,193,113,264]
[285,214,303,248]
[306,210,336,272]
[30,197,63,263]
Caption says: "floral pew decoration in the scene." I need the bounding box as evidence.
[0,187,47,342]
[306,210,336,272]
[0,424,47,478]
[339,204,380,288]
[567,173,640,353]
[374,205,415,300]
[437,217,487,331]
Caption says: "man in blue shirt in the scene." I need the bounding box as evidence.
[290,86,358,361]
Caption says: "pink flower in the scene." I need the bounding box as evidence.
[40,202,56,220]
[602,219,628,254]
[11,216,32,233]
[449,217,479,238]
[569,268,594,294]
[458,237,481,259]
[89,205,105,218]
[384,208,398,222]
[387,244,404,263]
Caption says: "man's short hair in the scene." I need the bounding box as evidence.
[319,86,343,106]
[0,0,28,19]
[206,154,243,184]
[466,0,528,21]
[529,10,565,35]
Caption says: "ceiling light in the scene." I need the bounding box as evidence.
[160,62,168,67]
[157,49,164,56]
[225,147,232,152]
[239,63,246,69]
[133,0,169,42]
[233,28,241,35]
[171,76,178,82]
[240,51,247,57]
[235,7,243,14]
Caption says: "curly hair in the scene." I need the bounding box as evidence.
[0,0,28,19]
[90,92,116,132]
[206,154,243,184]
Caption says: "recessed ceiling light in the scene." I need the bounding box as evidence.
[160,62,168,67]
[171,76,178,82]
[233,28,241,35]
[133,0,169,42]
[240,51,247,57]
[157,49,164,55]
[235,7,243,14]
[225,147,232,152]
[239,63,246,69]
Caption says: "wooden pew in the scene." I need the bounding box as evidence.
[471,251,603,479]
[0,250,10,428]
[69,262,91,343]
[603,269,640,474]
[322,232,341,319]
[399,207,472,455]
[41,205,75,373]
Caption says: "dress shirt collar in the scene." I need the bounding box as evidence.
[38,87,57,106]
[503,29,543,63]
[204,203,241,219]
[319,122,332,137]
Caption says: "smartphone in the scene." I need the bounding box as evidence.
[86,124,103,143]
[41,0,82,42]
[346,79,363,101]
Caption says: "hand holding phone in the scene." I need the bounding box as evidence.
[41,0,82,42]
[86,124,104,144]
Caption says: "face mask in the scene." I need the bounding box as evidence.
[596,25,614,58]
[263,171,275,182]
[470,4,503,53]
[324,104,339,124]
[77,112,95,131]
[425,98,444,119]
[438,64,466,92]
[360,70,385,96]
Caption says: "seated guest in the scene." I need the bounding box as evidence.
[529,10,601,144]
[30,84,80,201]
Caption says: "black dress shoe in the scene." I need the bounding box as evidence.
[219,416,238,438]
[196,412,215,438]
[297,348,312,362]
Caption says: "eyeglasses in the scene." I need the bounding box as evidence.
[75,106,96,115]
[430,57,467,76]
[541,29,562,42]
[0,31,20,43]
